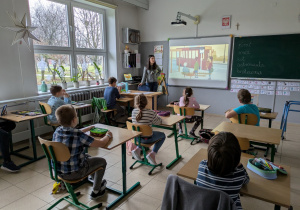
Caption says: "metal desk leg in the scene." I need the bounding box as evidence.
[271,144,276,162]
[106,143,140,209]
[30,120,37,159]
[127,101,131,117]
[78,109,82,127]
[201,110,204,129]
[274,204,281,210]
[268,119,272,128]
[166,124,182,169]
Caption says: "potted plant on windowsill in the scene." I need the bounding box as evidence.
[93,62,104,85]
[53,65,67,89]
[71,72,81,88]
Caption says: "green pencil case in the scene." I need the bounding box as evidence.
[247,158,287,180]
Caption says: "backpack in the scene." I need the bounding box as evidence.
[197,129,215,144]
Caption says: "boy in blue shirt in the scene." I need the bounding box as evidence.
[196,132,249,210]
[47,85,71,124]
[104,77,125,120]
[53,105,112,199]
[225,89,260,126]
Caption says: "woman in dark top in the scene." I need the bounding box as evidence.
[139,55,162,92]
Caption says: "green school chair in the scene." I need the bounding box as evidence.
[91,97,115,125]
[230,113,258,156]
[126,121,162,175]
[173,105,202,145]
[39,101,60,131]
[38,137,103,210]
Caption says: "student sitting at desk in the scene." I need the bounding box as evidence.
[131,94,165,165]
[225,89,260,126]
[47,85,71,124]
[53,105,112,199]
[104,77,125,122]
[0,121,20,172]
[177,87,202,138]
[196,132,249,210]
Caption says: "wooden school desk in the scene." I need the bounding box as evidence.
[117,97,134,117]
[177,149,292,210]
[0,112,48,167]
[167,104,211,129]
[128,114,186,169]
[73,103,92,127]
[86,124,141,209]
[260,112,278,128]
[120,90,163,110]
[213,122,281,162]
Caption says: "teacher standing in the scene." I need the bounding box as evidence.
[139,55,162,92]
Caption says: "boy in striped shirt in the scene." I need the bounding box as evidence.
[196,132,249,210]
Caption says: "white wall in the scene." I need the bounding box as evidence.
[137,0,300,124]
[0,0,38,101]
[138,0,300,42]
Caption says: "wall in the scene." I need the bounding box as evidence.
[138,0,300,123]
[0,0,38,101]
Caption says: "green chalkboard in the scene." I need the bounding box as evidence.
[231,34,300,80]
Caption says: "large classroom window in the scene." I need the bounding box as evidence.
[29,0,106,86]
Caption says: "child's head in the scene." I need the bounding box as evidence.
[55,105,78,127]
[207,132,241,177]
[50,85,64,97]
[108,77,117,87]
[134,94,148,121]
[183,87,193,107]
[237,89,251,104]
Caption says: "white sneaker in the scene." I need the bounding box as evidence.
[131,149,142,161]
[178,130,184,137]
[146,154,157,165]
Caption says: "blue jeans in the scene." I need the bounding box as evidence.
[146,82,158,92]
[139,131,165,153]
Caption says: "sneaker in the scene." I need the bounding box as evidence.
[90,180,107,200]
[1,161,20,172]
[131,148,142,161]
[189,132,198,138]
[178,130,184,137]
[146,153,157,165]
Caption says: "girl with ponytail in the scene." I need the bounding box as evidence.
[131,94,165,165]
[178,87,202,138]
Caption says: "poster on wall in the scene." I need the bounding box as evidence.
[221,15,231,29]
[154,45,163,68]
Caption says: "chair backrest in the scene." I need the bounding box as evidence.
[39,102,52,125]
[230,113,258,125]
[126,121,152,136]
[92,97,108,111]
[38,137,71,182]
[173,105,195,116]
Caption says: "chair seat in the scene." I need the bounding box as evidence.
[101,109,116,113]
[58,167,103,184]
[131,139,160,148]
[48,121,60,127]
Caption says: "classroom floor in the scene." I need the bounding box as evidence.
[0,113,299,210]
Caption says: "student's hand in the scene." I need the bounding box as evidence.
[81,125,95,133]
[64,92,70,98]
[105,131,113,139]
[138,83,142,86]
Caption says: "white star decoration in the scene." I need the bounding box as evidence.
[0,12,40,50]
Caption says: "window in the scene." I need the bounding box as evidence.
[29,0,106,86]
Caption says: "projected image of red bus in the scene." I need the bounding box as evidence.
[169,44,229,81]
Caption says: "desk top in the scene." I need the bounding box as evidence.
[73,104,92,110]
[167,104,211,111]
[260,112,278,120]
[0,112,48,123]
[213,122,281,145]
[128,114,185,127]
[117,98,134,103]
[177,148,291,208]
[86,124,141,150]
[121,90,163,97]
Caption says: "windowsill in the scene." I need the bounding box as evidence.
[38,83,109,95]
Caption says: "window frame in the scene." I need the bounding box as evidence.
[30,0,107,83]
